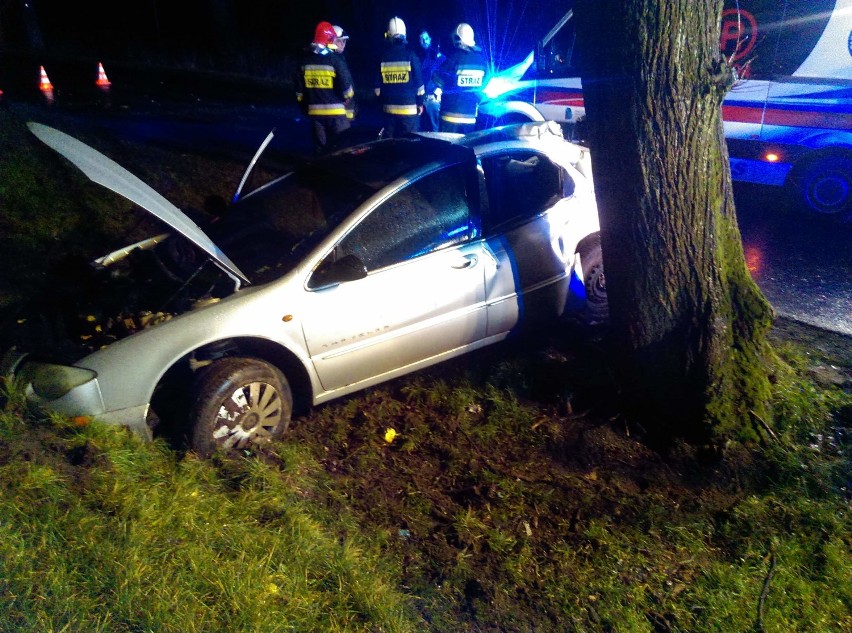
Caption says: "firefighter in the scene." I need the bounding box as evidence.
[295,21,355,153]
[332,25,349,54]
[433,23,488,133]
[374,17,425,139]
[332,25,355,122]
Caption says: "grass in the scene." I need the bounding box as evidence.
[1,103,850,631]
[0,392,418,632]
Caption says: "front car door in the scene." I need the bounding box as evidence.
[301,163,488,392]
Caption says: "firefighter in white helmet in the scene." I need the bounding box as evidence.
[432,22,489,133]
[374,17,425,138]
[332,25,355,121]
[332,25,349,54]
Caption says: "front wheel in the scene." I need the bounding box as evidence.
[189,357,292,458]
[789,155,852,222]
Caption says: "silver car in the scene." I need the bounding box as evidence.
[2,121,605,456]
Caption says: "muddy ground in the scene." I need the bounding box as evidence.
[281,316,851,628]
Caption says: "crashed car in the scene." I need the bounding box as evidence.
[1,121,606,456]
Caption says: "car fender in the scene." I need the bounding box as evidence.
[75,281,316,415]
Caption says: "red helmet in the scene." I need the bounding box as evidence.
[313,21,336,47]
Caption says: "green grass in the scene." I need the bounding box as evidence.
[0,390,418,632]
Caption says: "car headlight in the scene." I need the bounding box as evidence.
[18,363,97,400]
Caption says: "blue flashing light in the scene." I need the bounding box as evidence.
[483,51,535,99]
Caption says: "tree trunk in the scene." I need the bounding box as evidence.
[572,0,775,445]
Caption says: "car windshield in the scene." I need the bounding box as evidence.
[215,167,374,284]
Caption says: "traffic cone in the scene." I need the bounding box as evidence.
[95,61,111,88]
[38,65,54,103]
[39,65,53,92]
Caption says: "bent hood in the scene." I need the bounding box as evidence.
[27,122,249,286]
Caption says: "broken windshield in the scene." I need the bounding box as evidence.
[217,167,374,284]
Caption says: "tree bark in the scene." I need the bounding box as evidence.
[572,0,775,444]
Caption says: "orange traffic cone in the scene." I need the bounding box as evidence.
[39,66,54,92]
[95,61,111,88]
[38,66,54,103]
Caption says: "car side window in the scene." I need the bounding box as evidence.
[335,165,473,272]
[479,151,573,234]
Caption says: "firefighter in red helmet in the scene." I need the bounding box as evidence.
[295,21,356,153]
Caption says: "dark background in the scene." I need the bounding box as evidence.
[0,1,569,90]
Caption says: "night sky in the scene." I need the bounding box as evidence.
[1,1,569,82]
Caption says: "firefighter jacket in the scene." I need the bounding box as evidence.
[432,46,488,126]
[295,44,355,119]
[374,38,425,117]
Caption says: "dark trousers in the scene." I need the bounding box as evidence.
[381,114,419,139]
[312,117,351,153]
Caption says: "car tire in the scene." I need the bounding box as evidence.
[790,154,852,222]
[189,357,292,458]
[577,237,609,326]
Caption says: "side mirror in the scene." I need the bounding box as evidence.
[309,254,368,289]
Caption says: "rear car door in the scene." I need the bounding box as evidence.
[301,163,487,391]
[479,149,577,334]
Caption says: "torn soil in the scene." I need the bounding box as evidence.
[285,319,851,629]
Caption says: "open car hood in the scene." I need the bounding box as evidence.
[27,122,250,286]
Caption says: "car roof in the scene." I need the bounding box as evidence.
[303,123,565,190]
[308,135,475,190]
[441,121,566,151]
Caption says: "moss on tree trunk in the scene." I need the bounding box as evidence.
[573,0,775,445]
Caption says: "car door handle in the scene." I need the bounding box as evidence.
[451,254,478,269]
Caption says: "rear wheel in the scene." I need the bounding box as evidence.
[577,237,609,326]
[189,357,292,458]
[790,154,852,222]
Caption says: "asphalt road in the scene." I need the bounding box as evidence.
[6,74,850,336]
[733,183,851,336]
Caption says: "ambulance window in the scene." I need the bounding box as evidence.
[543,20,577,78]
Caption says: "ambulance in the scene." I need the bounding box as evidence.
[480,0,852,221]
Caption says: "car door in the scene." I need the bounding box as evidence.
[300,164,488,392]
[479,149,576,335]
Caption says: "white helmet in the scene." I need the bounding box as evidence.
[387,16,406,39]
[454,23,475,48]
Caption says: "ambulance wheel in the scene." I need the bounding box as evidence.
[790,154,852,223]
